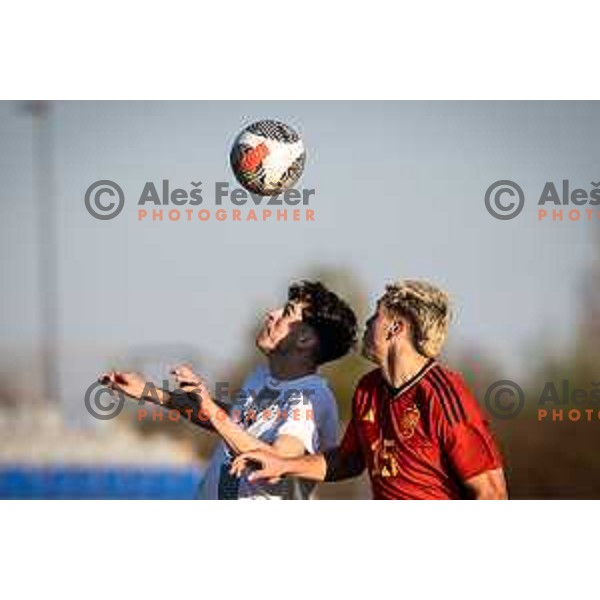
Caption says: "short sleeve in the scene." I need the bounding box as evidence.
[442,420,502,481]
[430,369,503,481]
[234,365,268,410]
[277,390,319,454]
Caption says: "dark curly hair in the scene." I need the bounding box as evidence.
[288,281,358,365]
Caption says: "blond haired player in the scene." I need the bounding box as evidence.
[233,280,507,500]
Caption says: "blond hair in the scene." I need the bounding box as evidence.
[380,280,451,358]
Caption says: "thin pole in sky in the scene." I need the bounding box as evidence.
[25,100,60,404]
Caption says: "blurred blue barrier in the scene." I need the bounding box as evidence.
[0,466,203,499]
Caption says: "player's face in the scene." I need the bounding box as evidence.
[256,300,305,355]
[362,302,395,364]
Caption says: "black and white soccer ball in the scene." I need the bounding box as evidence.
[230,120,306,196]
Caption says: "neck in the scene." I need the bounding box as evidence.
[267,353,316,381]
[382,346,430,389]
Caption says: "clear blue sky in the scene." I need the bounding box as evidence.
[1,101,598,417]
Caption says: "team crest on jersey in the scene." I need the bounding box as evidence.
[398,404,420,440]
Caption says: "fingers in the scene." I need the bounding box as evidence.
[171,363,195,379]
[232,450,263,466]
[112,371,130,385]
[230,453,252,476]
[247,467,272,483]
[97,371,141,399]
[101,366,201,391]
[230,452,261,477]
[171,364,207,397]
[97,372,129,402]
[171,364,202,385]
[98,372,111,385]
[230,451,277,482]
[98,370,120,389]
[229,457,247,478]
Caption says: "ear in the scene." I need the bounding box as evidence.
[296,323,319,353]
[386,320,402,340]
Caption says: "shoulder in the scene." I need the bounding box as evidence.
[350,368,383,414]
[242,364,268,387]
[421,363,482,427]
[299,376,338,419]
[302,377,339,447]
[253,364,269,379]
[421,363,468,395]
[355,368,383,393]
[236,365,269,403]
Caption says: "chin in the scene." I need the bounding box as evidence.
[361,343,378,365]
[361,344,372,360]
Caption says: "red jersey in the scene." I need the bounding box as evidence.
[337,361,503,499]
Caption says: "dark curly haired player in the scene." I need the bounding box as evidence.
[100,281,357,500]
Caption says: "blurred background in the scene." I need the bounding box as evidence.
[0,101,598,499]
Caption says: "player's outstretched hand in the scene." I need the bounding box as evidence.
[98,371,147,401]
[230,449,286,484]
[171,363,205,393]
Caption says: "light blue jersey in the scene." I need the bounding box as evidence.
[198,366,339,500]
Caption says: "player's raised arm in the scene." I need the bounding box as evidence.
[169,363,309,457]
[97,369,225,431]
[98,371,150,401]
[189,379,306,457]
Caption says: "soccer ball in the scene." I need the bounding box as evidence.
[230,120,306,196]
